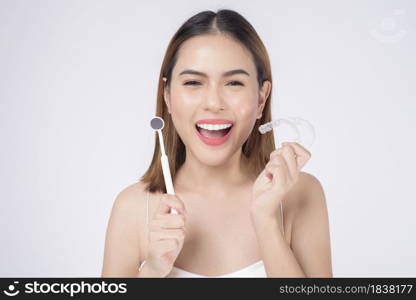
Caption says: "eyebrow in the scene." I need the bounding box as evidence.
[179,69,250,77]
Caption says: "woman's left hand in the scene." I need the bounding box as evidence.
[250,142,312,219]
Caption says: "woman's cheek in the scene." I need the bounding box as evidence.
[234,104,258,141]
[170,95,198,141]
[234,96,258,122]
[170,91,197,115]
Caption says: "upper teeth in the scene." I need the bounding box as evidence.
[197,123,232,131]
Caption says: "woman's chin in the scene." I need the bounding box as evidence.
[191,148,234,167]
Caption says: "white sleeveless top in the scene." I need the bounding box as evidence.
[139,191,284,278]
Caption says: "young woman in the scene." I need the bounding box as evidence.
[101,9,332,278]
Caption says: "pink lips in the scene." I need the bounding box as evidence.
[195,119,234,146]
[196,119,234,125]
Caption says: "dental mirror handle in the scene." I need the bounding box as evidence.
[161,153,178,215]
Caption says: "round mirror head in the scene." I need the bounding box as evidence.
[150,117,164,130]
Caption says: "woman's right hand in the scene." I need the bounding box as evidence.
[143,193,187,277]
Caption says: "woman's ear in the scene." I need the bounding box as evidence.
[257,80,271,119]
[163,77,171,114]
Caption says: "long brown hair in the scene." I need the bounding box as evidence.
[140,9,276,193]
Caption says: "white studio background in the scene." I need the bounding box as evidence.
[0,0,415,277]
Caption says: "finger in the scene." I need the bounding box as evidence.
[269,144,293,160]
[154,239,177,253]
[158,228,186,241]
[280,144,298,180]
[268,154,291,181]
[150,227,186,242]
[266,164,287,196]
[265,159,288,186]
[269,148,282,160]
[151,214,186,230]
[156,194,187,215]
[157,229,186,248]
[282,142,311,170]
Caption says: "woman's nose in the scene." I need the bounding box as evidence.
[202,88,225,112]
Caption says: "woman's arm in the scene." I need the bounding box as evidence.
[101,184,145,277]
[251,172,333,277]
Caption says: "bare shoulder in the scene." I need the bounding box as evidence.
[110,181,148,229]
[282,172,324,241]
[289,171,333,277]
[112,181,150,247]
[292,171,327,211]
[101,181,148,277]
[113,181,147,210]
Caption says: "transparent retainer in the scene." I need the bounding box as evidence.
[258,117,316,150]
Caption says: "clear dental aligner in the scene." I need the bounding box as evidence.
[259,119,279,134]
[258,117,316,148]
[258,118,300,135]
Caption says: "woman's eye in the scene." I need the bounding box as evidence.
[227,81,244,86]
[184,81,201,86]
[183,80,243,86]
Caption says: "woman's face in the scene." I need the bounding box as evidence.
[164,33,270,166]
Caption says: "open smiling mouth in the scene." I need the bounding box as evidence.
[195,123,233,146]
